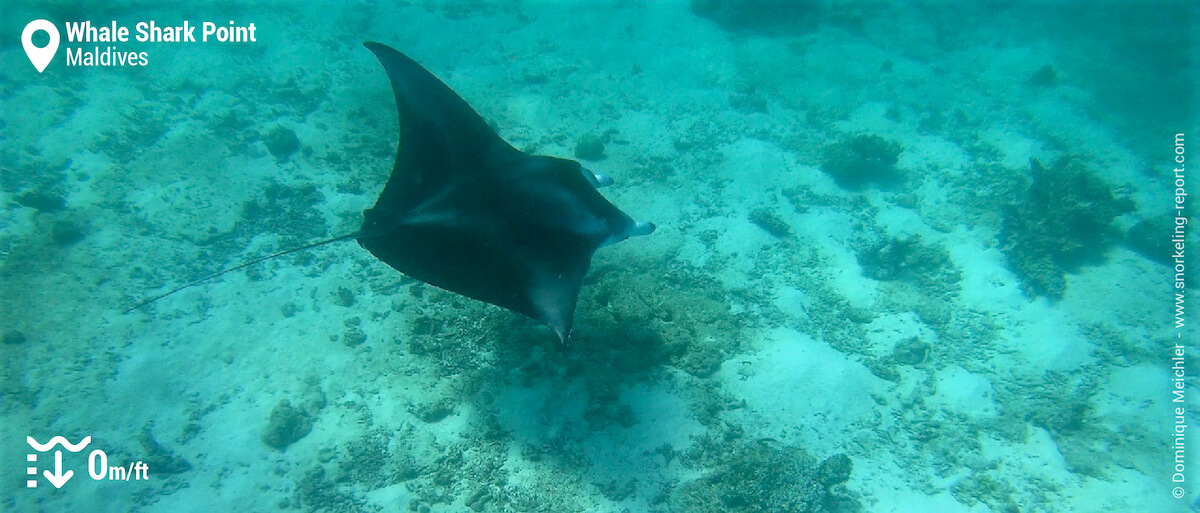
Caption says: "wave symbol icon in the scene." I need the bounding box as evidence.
[27,436,91,452]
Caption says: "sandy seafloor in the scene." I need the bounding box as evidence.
[1,1,1198,512]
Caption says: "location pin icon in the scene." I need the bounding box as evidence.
[22,20,60,73]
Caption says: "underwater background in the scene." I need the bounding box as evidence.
[1,1,1197,512]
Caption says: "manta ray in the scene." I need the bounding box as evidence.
[129,42,655,342]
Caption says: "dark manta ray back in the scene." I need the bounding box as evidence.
[128,43,654,343]
[357,43,654,342]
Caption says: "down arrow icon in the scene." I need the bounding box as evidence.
[43,451,73,488]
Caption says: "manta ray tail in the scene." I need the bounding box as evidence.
[124,232,362,313]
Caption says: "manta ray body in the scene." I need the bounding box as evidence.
[130,43,655,343]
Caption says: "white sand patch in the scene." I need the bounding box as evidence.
[717,327,878,448]
[607,112,675,161]
[978,127,1044,169]
[929,365,1000,418]
[945,225,1027,308]
[717,138,797,206]
[851,453,979,513]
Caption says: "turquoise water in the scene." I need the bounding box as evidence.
[1,1,1196,512]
